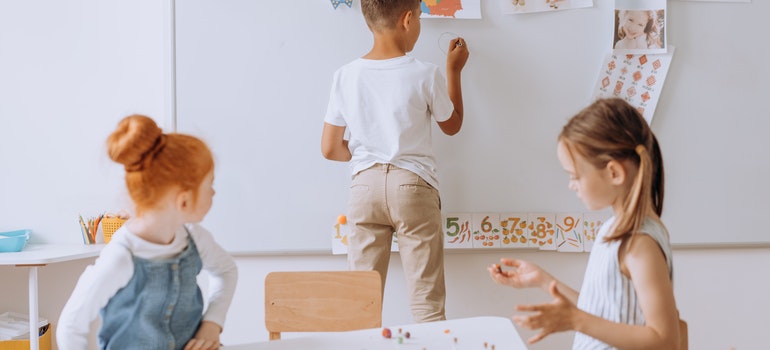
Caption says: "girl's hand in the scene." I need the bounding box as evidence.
[487,258,551,290]
[513,281,580,344]
[184,321,222,350]
[447,37,469,73]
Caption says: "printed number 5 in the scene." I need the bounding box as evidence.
[445,217,460,237]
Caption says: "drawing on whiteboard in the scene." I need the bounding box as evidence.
[421,0,481,19]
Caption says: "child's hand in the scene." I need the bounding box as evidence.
[512,281,579,344]
[447,37,469,73]
[487,258,551,290]
[184,321,222,350]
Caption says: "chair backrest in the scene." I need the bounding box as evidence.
[264,270,382,340]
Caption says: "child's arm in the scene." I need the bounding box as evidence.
[189,224,238,331]
[438,38,469,136]
[184,321,222,350]
[514,235,679,348]
[488,258,579,303]
[56,246,134,350]
[321,122,351,161]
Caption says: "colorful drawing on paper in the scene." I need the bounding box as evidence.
[472,213,501,248]
[528,213,556,250]
[592,47,674,124]
[500,213,529,248]
[556,213,583,252]
[332,215,398,254]
[501,0,593,14]
[421,0,482,19]
[582,211,610,252]
[331,215,349,255]
[443,213,473,249]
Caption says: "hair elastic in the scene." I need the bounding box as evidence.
[635,144,646,155]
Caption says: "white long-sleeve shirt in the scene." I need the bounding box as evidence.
[56,223,238,350]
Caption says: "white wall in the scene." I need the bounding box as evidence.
[2,1,770,350]
[2,249,770,349]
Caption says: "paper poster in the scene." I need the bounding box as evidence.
[500,213,530,248]
[613,0,667,54]
[582,211,610,252]
[331,216,398,254]
[331,217,349,255]
[501,0,593,14]
[421,0,482,19]
[443,213,474,249]
[528,213,556,250]
[390,232,399,252]
[555,213,584,252]
[592,47,675,124]
[472,213,502,248]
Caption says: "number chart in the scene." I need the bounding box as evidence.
[331,211,610,255]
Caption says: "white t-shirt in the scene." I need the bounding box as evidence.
[324,55,454,189]
[56,223,238,350]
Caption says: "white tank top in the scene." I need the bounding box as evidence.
[573,216,673,349]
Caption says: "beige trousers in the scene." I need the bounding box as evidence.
[347,164,446,322]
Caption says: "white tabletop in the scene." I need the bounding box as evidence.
[0,244,103,265]
[223,316,528,350]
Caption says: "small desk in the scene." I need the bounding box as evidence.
[223,316,528,350]
[0,244,103,350]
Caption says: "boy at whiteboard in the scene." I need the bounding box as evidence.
[321,0,469,322]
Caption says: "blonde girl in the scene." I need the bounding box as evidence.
[58,115,238,350]
[489,98,680,349]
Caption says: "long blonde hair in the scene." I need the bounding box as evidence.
[559,98,664,242]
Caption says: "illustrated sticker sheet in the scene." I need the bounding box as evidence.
[443,213,474,249]
[528,212,556,250]
[421,0,482,19]
[472,213,502,248]
[501,0,593,14]
[500,213,529,248]
[555,213,584,252]
[592,47,675,124]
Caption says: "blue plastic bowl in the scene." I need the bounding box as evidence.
[0,229,31,253]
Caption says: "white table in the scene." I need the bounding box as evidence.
[223,316,528,350]
[0,244,103,350]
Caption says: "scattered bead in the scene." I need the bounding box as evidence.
[398,336,404,344]
[398,328,402,334]
[404,331,411,339]
[444,329,451,334]
[381,327,392,339]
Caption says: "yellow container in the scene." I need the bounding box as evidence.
[0,324,51,350]
[101,216,127,244]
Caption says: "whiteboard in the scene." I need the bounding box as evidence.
[174,0,770,253]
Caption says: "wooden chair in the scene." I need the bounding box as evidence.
[264,270,382,340]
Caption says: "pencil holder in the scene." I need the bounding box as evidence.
[101,215,127,243]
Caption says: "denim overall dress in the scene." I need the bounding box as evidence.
[98,233,203,350]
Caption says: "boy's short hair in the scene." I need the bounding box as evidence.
[361,0,420,31]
